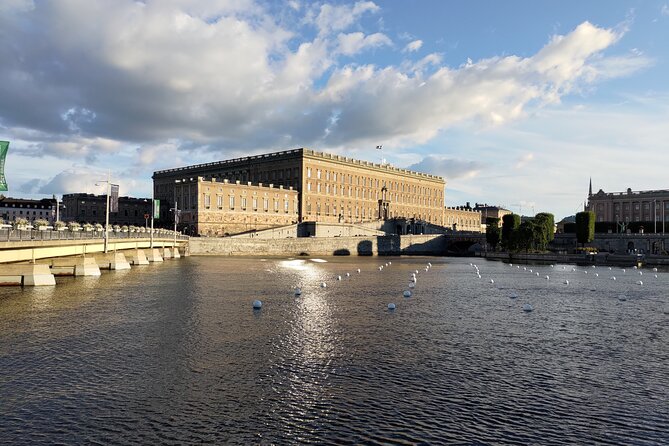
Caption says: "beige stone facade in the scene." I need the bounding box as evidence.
[153,148,446,234]
[444,207,483,232]
[587,186,669,224]
[174,178,299,236]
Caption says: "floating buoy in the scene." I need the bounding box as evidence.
[637,280,643,286]
[388,303,396,310]
[510,292,518,299]
[609,267,612,270]
[639,271,643,276]
[517,265,520,269]
[622,269,626,273]
[403,290,412,298]
[654,274,658,279]
[489,279,494,284]
[523,303,534,312]
[529,269,533,273]
[652,267,658,272]
[523,267,527,271]
[510,263,513,267]
[564,280,569,285]
[550,265,554,268]
[389,261,392,265]
[584,271,588,274]
[337,275,342,281]
[321,282,327,288]
[545,275,549,280]
[253,300,262,309]
[572,268,576,272]
[415,270,419,274]
[611,277,616,281]
[409,281,415,288]
[633,266,638,270]
[357,268,361,273]
[379,266,383,271]
[594,273,599,277]
[618,295,627,301]
[346,272,350,277]
[427,262,431,267]
[477,274,481,279]
[536,272,539,276]
[592,265,596,269]
[294,287,301,296]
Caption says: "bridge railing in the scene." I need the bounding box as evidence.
[0,228,189,243]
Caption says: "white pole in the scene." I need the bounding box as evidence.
[654,199,657,234]
[55,196,59,224]
[104,171,110,253]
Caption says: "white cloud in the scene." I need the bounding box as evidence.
[514,153,534,169]
[407,156,483,180]
[662,4,669,16]
[336,32,391,56]
[403,39,423,53]
[307,1,380,35]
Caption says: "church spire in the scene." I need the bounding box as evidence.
[588,177,592,197]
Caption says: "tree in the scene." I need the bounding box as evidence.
[534,212,555,251]
[501,213,521,250]
[517,220,537,252]
[485,217,501,250]
[575,211,595,246]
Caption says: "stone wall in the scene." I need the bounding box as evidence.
[189,234,445,256]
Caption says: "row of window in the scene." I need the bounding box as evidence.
[305,182,440,207]
[304,202,438,222]
[203,194,297,213]
[306,167,441,197]
[0,203,52,209]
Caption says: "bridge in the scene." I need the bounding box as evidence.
[0,229,189,286]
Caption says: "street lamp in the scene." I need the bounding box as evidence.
[96,171,112,253]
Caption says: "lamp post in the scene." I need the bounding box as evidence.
[96,171,112,253]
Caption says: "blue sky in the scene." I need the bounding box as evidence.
[1,0,668,220]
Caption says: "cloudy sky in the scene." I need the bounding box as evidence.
[1,0,668,219]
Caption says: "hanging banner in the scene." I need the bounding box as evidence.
[0,141,9,191]
[153,199,160,219]
[110,184,119,212]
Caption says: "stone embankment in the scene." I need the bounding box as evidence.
[190,234,446,257]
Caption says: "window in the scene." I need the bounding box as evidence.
[307,182,311,192]
[204,194,211,209]
[263,198,269,211]
[284,200,289,212]
[229,196,235,209]
[317,183,321,193]
[317,169,321,179]
[217,195,223,209]
[252,198,258,210]
[274,200,279,212]
[307,168,312,178]
[241,197,247,210]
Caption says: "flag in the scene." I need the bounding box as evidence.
[376,145,382,150]
[153,199,160,219]
[110,184,119,212]
[0,141,9,191]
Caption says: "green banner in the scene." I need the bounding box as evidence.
[0,141,8,191]
[153,199,160,219]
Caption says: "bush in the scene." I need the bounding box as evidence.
[576,211,595,245]
[34,218,49,227]
[501,214,521,250]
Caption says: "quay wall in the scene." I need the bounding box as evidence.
[189,234,446,256]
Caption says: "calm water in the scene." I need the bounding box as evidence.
[0,256,667,445]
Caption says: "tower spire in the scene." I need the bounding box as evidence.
[588,177,592,196]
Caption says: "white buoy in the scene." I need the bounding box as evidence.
[523,303,534,312]
[529,269,533,273]
[517,265,520,268]
[321,282,327,288]
[637,280,643,286]
[594,273,599,277]
[609,267,612,270]
[545,275,549,280]
[489,279,494,284]
[633,266,638,270]
[572,268,576,272]
[403,290,412,298]
[564,280,569,285]
[379,266,383,271]
[253,300,262,309]
[346,272,350,277]
[409,281,415,288]
[550,265,554,268]
[388,303,396,310]
[294,287,302,296]
[523,267,527,271]
[510,263,513,267]
[654,274,658,278]
[639,271,643,276]
[611,277,616,281]
[389,261,392,265]
[652,267,658,272]
[509,292,518,299]
[477,274,481,279]
[622,269,626,273]
[536,272,539,276]
[337,275,342,281]
[592,265,596,269]
[584,271,588,274]
[427,262,431,267]
[357,268,361,273]
[425,267,429,272]
[415,270,419,274]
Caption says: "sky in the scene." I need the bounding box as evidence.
[1,0,668,220]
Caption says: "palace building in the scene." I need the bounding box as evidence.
[586,180,669,225]
[153,148,446,235]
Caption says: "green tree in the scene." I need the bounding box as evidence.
[485,217,501,250]
[575,211,595,246]
[501,213,521,250]
[517,220,536,252]
[534,212,555,251]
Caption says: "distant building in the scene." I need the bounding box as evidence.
[153,148,446,235]
[444,205,483,232]
[62,193,152,227]
[175,177,299,236]
[472,203,511,226]
[586,179,669,225]
[0,196,56,223]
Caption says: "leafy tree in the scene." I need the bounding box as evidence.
[534,212,554,251]
[575,211,595,246]
[485,217,501,250]
[517,220,536,252]
[501,213,521,250]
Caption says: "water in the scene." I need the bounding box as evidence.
[1,257,667,445]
